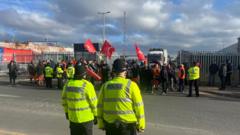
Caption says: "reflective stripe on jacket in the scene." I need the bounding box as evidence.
[45,66,53,78]
[62,79,97,123]
[97,77,145,130]
[67,66,75,79]
[188,66,200,80]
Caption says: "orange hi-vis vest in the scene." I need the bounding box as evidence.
[178,67,185,79]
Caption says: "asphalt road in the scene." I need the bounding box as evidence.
[0,85,240,135]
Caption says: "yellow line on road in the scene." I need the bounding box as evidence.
[0,129,26,135]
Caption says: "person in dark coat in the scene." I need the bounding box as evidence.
[100,60,110,84]
[28,61,35,83]
[208,62,219,86]
[139,62,145,89]
[131,61,140,84]
[8,60,18,85]
[238,65,240,85]
[183,63,189,85]
[160,65,168,95]
[219,63,227,90]
[143,65,152,92]
[167,64,176,91]
[226,60,232,86]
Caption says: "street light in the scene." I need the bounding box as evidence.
[97,11,111,41]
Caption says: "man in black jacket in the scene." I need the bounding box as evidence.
[160,65,168,95]
[219,63,227,90]
[226,60,232,86]
[100,60,110,84]
[208,62,219,86]
[238,65,240,85]
[8,60,18,85]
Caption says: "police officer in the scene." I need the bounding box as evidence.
[44,62,53,88]
[62,62,98,135]
[187,62,200,97]
[67,62,75,80]
[56,63,64,89]
[97,58,145,135]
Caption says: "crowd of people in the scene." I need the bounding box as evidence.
[208,60,233,90]
[8,58,201,96]
[24,58,188,95]
[9,57,238,96]
[24,58,111,89]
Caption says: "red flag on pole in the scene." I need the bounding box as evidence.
[101,40,112,55]
[84,39,96,53]
[107,47,115,59]
[101,40,115,59]
[86,67,102,81]
[135,44,146,61]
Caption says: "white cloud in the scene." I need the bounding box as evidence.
[138,16,159,29]
[1,0,240,54]
[142,1,165,13]
[172,18,195,35]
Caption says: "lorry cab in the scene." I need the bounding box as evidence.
[147,48,168,67]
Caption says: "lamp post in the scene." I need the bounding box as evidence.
[98,11,111,41]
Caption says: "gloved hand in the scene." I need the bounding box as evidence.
[94,116,98,125]
[65,113,69,120]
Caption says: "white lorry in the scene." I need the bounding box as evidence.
[147,48,168,66]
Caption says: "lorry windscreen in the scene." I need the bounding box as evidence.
[148,54,163,62]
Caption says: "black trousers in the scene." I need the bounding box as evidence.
[70,121,93,135]
[178,79,184,92]
[161,80,168,93]
[188,79,199,96]
[45,77,52,88]
[220,76,226,89]
[9,76,16,85]
[105,121,137,135]
[226,73,231,86]
[57,78,63,89]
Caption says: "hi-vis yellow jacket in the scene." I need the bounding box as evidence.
[97,77,145,130]
[62,79,97,123]
[67,66,75,79]
[188,66,200,80]
[45,66,53,78]
[56,66,64,78]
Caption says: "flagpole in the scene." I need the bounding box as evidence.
[98,11,111,64]
[98,11,111,42]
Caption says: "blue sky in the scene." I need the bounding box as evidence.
[0,0,240,54]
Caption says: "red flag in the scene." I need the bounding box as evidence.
[107,47,115,59]
[101,40,115,59]
[101,40,112,55]
[135,44,146,61]
[84,39,96,53]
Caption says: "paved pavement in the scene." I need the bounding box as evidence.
[1,76,240,99]
[1,81,240,135]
